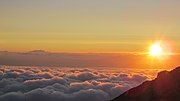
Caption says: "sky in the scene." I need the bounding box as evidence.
[0,0,180,53]
[0,1,179,100]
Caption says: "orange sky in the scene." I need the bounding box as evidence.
[0,0,180,54]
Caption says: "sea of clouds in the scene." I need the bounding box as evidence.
[0,66,160,101]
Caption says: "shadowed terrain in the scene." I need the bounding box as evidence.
[112,66,180,101]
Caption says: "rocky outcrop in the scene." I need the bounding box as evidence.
[112,67,180,101]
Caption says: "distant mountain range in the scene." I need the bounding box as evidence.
[112,66,180,101]
[0,50,139,67]
[0,50,179,68]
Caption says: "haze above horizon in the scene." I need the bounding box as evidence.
[0,0,180,53]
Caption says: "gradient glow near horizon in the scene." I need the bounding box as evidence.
[0,0,180,53]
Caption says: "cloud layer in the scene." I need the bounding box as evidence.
[0,66,159,101]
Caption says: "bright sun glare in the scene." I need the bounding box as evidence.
[149,42,163,57]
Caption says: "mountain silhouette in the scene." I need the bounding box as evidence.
[112,66,180,101]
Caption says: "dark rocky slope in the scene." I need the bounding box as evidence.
[112,67,180,101]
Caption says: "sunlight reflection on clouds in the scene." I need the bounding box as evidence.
[0,66,160,101]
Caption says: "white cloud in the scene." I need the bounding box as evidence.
[0,66,158,101]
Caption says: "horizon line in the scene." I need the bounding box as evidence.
[0,49,180,55]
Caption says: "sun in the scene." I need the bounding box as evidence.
[149,42,163,57]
